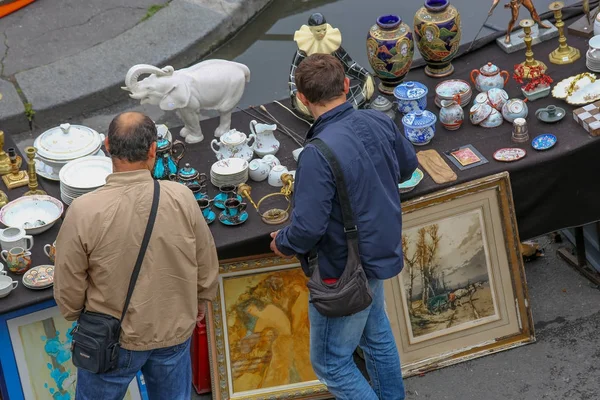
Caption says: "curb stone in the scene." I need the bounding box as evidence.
[0,78,27,133]
[11,0,273,132]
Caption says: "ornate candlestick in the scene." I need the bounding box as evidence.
[24,147,46,196]
[238,173,294,225]
[2,148,29,189]
[517,19,548,78]
[0,131,19,175]
[548,1,580,64]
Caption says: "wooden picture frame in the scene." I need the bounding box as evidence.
[387,172,535,376]
[207,255,329,400]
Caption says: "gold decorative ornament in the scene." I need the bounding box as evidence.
[517,19,547,78]
[548,1,580,64]
[566,73,596,96]
[238,173,295,225]
[2,147,29,189]
[0,131,20,175]
[24,147,46,196]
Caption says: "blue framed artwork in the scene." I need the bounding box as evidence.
[0,299,148,400]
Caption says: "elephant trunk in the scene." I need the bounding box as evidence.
[121,64,174,92]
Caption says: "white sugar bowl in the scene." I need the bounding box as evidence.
[248,159,270,182]
[268,165,289,187]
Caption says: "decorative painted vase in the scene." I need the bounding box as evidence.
[402,110,437,145]
[470,62,510,92]
[211,129,256,162]
[367,15,414,94]
[439,96,463,130]
[393,81,428,114]
[152,137,186,180]
[249,120,280,157]
[413,0,462,78]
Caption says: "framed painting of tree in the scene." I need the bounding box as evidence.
[386,172,535,377]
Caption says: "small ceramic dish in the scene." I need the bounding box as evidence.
[435,79,472,107]
[493,148,527,162]
[532,134,557,151]
[219,211,249,226]
[552,73,596,99]
[0,196,63,235]
[211,158,249,176]
[398,168,424,193]
[535,105,566,123]
[22,265,54,290]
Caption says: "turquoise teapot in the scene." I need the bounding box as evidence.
[169,163,207,200]
[152,136,186,180]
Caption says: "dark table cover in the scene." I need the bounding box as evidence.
[3,30,599,314]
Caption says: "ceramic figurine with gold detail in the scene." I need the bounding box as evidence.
[2,148,28,190]
[516,19,547,78]
[289,13,375,119]
[0,131,20,176]
[548,1,580,64]
[489,0,550,44]
[24,147,46,196]
[238,173,294,225]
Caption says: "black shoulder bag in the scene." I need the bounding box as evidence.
[71,179,160,373]
[305,139,373,318]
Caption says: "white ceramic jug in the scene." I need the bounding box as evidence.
[249,120,280,157]
[0,227,33,252]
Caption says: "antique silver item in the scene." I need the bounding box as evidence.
[512,117,530,142]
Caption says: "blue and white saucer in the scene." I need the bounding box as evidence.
[204,210,216,225]
[213,193,243,209]
[218,211,248,226]
[531,134,557,151]
[398,168,424,193]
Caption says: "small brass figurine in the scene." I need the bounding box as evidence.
[0,131,19,175]
[24,147,46,196]
[548,2,580,64]
[238,173,295,225]
[2,148,29,190]
[517,19,547,78]
[489,0,550,44]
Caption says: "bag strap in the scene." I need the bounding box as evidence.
[119,179,160,327]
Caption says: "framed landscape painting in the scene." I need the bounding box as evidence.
[386,172,535,376]
[207,255,329,400]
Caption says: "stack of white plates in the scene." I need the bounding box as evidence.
[587,54,600,73]
[210,158,249,187]
[59,156,113,205]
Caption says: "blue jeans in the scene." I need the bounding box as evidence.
[76,337,191,400]
[309,279,404,400]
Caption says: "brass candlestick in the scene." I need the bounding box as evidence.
[2,148,29,189]
[517,19,548,78]
[24,147,46,196]
[0,131,19,175]
[238,173,295,225]
[548,1,580,64]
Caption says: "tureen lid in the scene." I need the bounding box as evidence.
[394,81,428,101]
[370,95,393,112]
[480,62,499,76]
[34,123,103,161]
[402,110,437,128]
[220,129,247,145]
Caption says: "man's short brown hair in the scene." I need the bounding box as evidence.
[295,54,345,105]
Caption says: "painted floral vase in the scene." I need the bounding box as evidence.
[367,15,414,94]
[402,110,437,145]
[439,95,463,130]
[413,0,461,78]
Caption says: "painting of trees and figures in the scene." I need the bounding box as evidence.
[401,209,499,342]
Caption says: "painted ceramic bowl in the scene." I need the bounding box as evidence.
[486,88,509,111]
[469,103,492,125]
[480,108,503,128]
[435,79,472,108]
[402,110,437,146]
[0,196,63,235]
[502,99,529,123]
[393,81,428,114]
[532,134,557,150]
[398,168,424,193]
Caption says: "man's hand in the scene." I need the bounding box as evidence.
[197,302,206,327]
[270,231,291,258]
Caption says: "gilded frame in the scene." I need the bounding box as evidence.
[387,172,535,377]
[207,255,329,400]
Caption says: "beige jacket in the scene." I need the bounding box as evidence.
[54,170,219,351]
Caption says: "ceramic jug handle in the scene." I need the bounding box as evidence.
[470,69,480,85]
[249,120,257,136]
[247,133,256,148]
[25,235,33,251]
[210,139,220,155]
[171,140,186,163]
[43,244,51,257]
[500,70,510,86]
[1,250,7,262]
[12,281,17,289]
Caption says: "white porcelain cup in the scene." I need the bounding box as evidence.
[248,159,271,182]
[0,274,18,298]
[0,227,33,252]
[268,165,289,187]
[292,148,304,162]
[262,154,280,169]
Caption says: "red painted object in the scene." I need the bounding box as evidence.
[191,318,212,394]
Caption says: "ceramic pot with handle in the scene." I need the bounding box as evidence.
[211,129,255,162]
[153,136,186,180]
[470,62,510,92]
[0,227,33,252]
[249,120,279,157]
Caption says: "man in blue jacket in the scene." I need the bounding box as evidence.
[270,53,417,399]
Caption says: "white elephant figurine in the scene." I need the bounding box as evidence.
[121,60,250,143]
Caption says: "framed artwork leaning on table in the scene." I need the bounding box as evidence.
[206,255,329,400]
[386,171,535,377]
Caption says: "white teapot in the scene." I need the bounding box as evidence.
[211,129,255,162]
[249,120,280,157]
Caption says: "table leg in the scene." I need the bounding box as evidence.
[557,226,600,286]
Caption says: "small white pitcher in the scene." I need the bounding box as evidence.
[249,120,280,157]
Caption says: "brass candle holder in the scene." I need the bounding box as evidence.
[238,173,295,225]
[2,148,29,189]
[24,147,46,196]
[0,131,20,175]
[548,1,580,64]
[517,19,547,78]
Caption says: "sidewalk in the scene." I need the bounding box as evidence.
[0,0,273,134]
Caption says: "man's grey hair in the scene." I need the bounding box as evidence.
[107,112,157,162]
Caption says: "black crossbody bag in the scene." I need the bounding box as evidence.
[305,139,373,318]
[71,179,160,373]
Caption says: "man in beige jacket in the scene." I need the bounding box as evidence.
[54,112,219,399]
